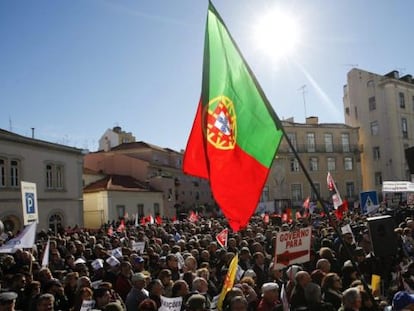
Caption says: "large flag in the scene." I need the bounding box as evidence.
[183,2,283,231]
[41,239,50,268]
[217,254,238,310]
[327,172,343,209]
[0,222,37,253]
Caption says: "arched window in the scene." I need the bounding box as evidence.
[49,213,63,234]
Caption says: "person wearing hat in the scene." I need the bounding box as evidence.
[393,291,414,311]
[125,273,148,311]
[0,292,17,311]
[257,283,282,311]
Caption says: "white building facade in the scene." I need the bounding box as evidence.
[0,129,84,233]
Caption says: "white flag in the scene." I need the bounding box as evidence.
[0,222,37,253]
[327,172,343,209]
[41,239,50,267]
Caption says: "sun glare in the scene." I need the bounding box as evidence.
[253,9,300,61]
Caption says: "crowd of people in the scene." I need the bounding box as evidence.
[1,204,414,311]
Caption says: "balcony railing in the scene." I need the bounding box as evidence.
[278,144,360,154]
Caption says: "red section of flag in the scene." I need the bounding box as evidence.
[116,219,125,233]
[189,211,198,223]
[303,197,310,210]
[263,214,270,224]
[216,228,228,248]
[107,225,113,236]
[155,215,162,225]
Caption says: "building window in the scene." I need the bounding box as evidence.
[354,106,358,119]
[346,182,355,198]
[0,159,5,187]
[291,184,302,202]
[344,157,353,170]
[116,205,125,219]
[10,160,19,188]
[153,203,160,215]
[369,96,376,111]
[327,157,336,171]
[375,172,382,185]
[399,92,406,108]
[49,213,63,235]
[56,165,64,189]
[307,133,315,152]
[373,146,380,160]
[137,204,144,217]
[412,96,414,111]
[261,186,269,202]
[367,80,375,87]
[402,118,408,139]
[324,133,333,152]
[311,183,320,200]
[290,158,300,172]
[309,157,319,171]
[45,163,65,190]
[46,165,53,189]
[341,133,350,152]
[287,133,297,151]
[370,121,379,136]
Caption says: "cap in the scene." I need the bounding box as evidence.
[393,291,414,310]
[74,258,86,264]
[134,256,144,264]
[186,294,206,310]
[0,292,17,303]
[131,273,145,282]
[261,282,279,294]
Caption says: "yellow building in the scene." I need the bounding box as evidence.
[262,117,361,209]
[343,68,414,192]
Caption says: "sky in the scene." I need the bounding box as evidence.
[1,0,414,152]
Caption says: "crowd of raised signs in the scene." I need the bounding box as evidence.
[1,205,414,311]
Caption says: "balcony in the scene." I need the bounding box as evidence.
[278,144,360,154]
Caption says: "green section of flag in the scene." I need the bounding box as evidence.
[203,3,283,168]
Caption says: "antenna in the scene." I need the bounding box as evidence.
[8,117,12,132]
[298,85,307,121]
[343,64,359,69]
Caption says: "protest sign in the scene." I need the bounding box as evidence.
[159,296,182,311]
[274,226,312,269]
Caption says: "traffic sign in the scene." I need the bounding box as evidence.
[21,181,39,225]
[360,191,379,214]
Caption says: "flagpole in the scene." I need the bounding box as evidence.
[279,127,378,308]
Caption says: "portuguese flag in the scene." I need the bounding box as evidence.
[183,2,284,231]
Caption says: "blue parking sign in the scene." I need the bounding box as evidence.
[25,193,35,214]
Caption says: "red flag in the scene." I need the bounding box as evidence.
[182,3,283,232]
[155,215,162,225]
[295,211,302,220]
[263,213,270,224]
[327,172,343,209]
[282,213,288,223]
[189,211,198,223]
[140,216,147,226]
[303,197,310,210]
[107,225,113,236]
[216,228,228,248]
[287,208,292,223]
[335,199,349,220]
[116,219,125,232]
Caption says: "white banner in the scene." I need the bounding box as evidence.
[0,222,37,253]
[41,239,50,267]
[274,226,312,269]
[21,181,39,225]
[80,300,95,311]
[159,296,182,311]
[132,241,145,254]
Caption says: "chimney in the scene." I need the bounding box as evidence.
[306,116,318,125]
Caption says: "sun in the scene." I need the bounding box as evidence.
[253,9,301,61]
